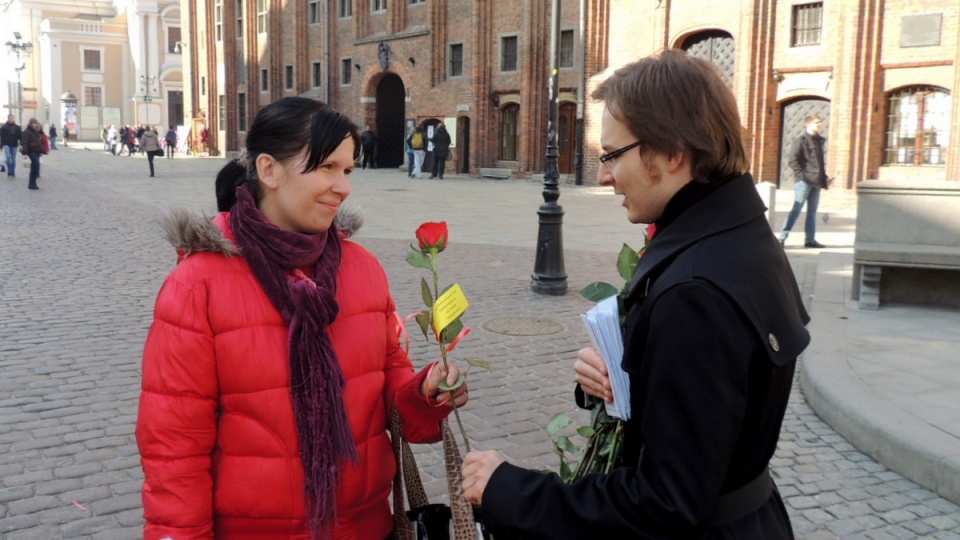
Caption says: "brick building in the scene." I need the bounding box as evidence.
[183,0,958,188]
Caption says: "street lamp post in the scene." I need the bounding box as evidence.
[531,0,568,296]
[5,32,34,126]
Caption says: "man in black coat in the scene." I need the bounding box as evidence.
[1,114,22,177]
[778,115,829,248]
[462,50,809,540]
[360,125,377,169]
[429,123,451,179]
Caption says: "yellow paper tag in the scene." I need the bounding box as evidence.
[433,284,469,334]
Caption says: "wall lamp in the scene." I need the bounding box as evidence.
[771,69,784,83]
[489,92,500,107]
[408,57,416,66]
[354,63,361,71]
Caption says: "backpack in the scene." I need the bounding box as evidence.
[411,132,424,150]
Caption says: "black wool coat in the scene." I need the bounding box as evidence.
[482,174,809,540]
[787,133,828,189]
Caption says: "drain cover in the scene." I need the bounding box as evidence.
[481,317,565,336]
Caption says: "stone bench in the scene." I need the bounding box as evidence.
[852,180,960,310]
[479,167,512,180]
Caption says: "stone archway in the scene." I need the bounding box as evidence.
[375,74,406,168]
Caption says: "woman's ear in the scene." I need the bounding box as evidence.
[256,154,281,190]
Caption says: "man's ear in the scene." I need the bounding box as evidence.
[663,151,687,174]
[256,154,281,190]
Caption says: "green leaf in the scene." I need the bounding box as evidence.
[577,426,596,438]
[559,460,572,482]
[579,282,618,302]
[405,246,433,270]
[437,373,466,391]
[556,435,578,454]
[466,359,493,372]
[616,243,640,282]
[420,277,434,308]
[440,318,463,345]
[414,312,431,340]
[546,413,571,437]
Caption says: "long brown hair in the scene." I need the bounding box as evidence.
[592,49,748,183]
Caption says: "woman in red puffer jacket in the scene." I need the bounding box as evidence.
[136,97,468,540]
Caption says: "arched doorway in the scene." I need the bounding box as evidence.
[681,30,736,88]
[558,103,575,174]
[778,97,831,187]
[375,74,406,168]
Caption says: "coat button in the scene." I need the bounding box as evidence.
[768,333,780,352]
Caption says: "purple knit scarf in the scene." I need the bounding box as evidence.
[230,186,357,538]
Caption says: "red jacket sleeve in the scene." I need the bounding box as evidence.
[136,273,219,540]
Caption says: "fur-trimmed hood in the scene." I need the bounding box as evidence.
[161,205,365,258]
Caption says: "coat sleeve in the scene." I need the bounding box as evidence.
[787,136,806,182]
[481,283,755,539]
[136,273,219,540]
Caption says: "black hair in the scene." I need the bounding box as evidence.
[214,97,361,210]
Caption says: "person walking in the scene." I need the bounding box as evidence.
[48,124,58,150]
[164,125,177,158]
[20,118,44,190]
[778,115,830,248]
[462,50,808,540]
[107,125,119,155]
[360,124,377,169]
[62,124,69,147]
[429,123,451,179]
[407,125,426,178]
[136,97,468,539]
[1,114,22,177]
[405,125,415,178]
[140,125,161,177]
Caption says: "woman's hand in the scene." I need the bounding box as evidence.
[574,347,612,402]
[462,450,505,505]
[422,361,469,407]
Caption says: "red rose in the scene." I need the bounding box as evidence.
[416,222,449,252]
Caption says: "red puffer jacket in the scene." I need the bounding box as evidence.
[136,210,451,539]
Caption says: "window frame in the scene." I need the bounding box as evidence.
[372,0,387,13]
[559,29,575,69]
[257,0,268,34]
[81,46,104,72]
[215,0,223,42]
[260,68,269,92]
[312,61,322,88]
[340,58,353,86]
[167,25,182,54]
[218,94,226,129]
[499,34,519,73]
[236,0,244,39]
[883,86,951,167]
[338,0,352,18]
[790,2,823,48]
[309,0,321,24]
[448,42,464,79]
[82,84,104,107]
[285,65,294,90]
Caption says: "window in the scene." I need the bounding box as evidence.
[312,62,322,87]
[168,26,182,53]
[218,95,226,128]
[257,0,268,33]
[309,0,321,24]
[236,0,244,38]
[884,86,951,166]
[83,86,103,107]
[501,104,519,161]
[500,35,518,72]
[341,58,352,85]
[237,51,246,84]
[448,43,464,78]
[261,69,269,91]
[285,65,294,90]
[215,0,222,41]
[82,49,102,71]
[201,76,207,96]
[409,0,425,4]
[559,29,574,68]
[338,0,352,18]
[372,0,386,12]
[238,93,247,132]
[791,2,823,47]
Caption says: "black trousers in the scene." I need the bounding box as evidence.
[147,153,155,176]
[431,155,446,178]
[362,145,376,168]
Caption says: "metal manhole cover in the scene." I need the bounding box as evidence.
[481,317,565,336]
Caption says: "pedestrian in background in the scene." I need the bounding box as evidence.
[140,125,161,177]
[48,124,58,150]
[1,114,21,177]
[20,118,44,190]
[165,125,177,159]
[107,125,119,155]
[136,97,468,539]
[779,114,829,249]
[407,125,426,178]
[463,50,808,540]
[63,124,69,147]
[429,123,451,179]
[360,124,377,169]
[405,125,415,178]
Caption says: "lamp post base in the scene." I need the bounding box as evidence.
[531,203,567,296]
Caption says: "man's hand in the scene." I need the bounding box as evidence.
[462,450,506,505]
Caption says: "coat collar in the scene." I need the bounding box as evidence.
[626,173,764,302]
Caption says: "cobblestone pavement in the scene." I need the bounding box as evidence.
[0,145,958,539]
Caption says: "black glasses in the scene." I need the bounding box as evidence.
[598,141,641,169]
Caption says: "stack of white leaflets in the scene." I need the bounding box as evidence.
[580,295,631,420]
